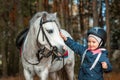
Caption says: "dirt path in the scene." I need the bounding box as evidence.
[0,72,120,80]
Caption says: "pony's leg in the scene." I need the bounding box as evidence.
[38,68,49,80]
[24,69,34,80]
[65,63,75,80]
[49,72,60,80]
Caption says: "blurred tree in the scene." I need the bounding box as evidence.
[105,0,110,52]
[15,0,24,75]
[0,0,10,77]
[109,0,120,49]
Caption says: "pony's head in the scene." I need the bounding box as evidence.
[29,11,66,55]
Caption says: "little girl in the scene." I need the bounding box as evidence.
[60,27,112,80]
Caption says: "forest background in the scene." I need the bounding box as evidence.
[0,0,120,80]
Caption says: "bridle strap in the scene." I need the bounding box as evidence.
[34,16,60,64]
[37,18,56,48]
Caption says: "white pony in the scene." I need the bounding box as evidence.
[21,11,75,80]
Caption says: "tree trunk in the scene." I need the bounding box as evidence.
[79,0,84,32]
[1,37,7,77]
[16,0,24,75]
[105,0,110,52]
[93,0,98,26]
[63,0,69,32]
[1,0,9,76]
[60,0,65,29]
[37,0,44,11]
[44,0,49,11]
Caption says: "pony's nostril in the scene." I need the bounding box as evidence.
[53,46,66,55]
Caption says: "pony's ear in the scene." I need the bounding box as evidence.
[53,12,57,17]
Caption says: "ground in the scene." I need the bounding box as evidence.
[0,72,120,80]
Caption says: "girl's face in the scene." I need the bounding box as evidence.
[88,37,99,51]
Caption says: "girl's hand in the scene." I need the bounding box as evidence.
[60,32,67,41]
[101,62,108,69]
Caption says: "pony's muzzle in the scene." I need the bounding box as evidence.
[59,46,66,55]
[52,46,66,55]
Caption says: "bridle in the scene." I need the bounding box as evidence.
[24,13,62,65]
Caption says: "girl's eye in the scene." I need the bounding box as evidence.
[47,29,53,34]
[93,41,96,43]
[88,41,91,43]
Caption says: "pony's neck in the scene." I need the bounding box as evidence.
[23,28,39,60]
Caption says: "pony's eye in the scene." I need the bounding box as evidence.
[47,29,53,34]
